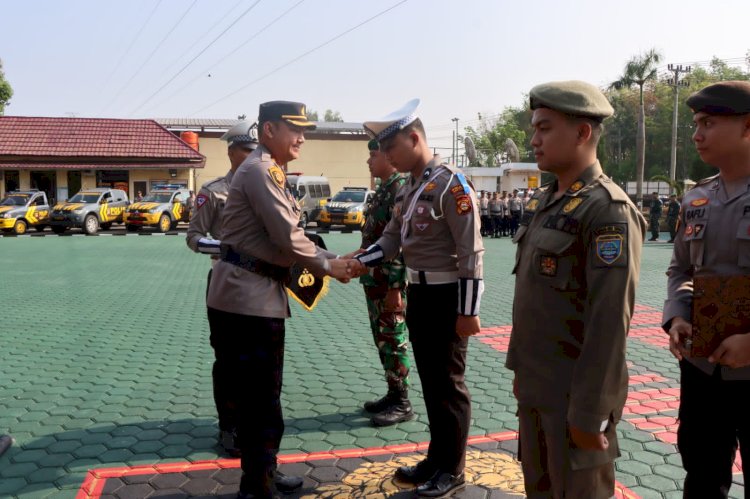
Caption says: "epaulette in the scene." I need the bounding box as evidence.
[597,174,630,203]
[695,174,720,188]
[203,176,225,188]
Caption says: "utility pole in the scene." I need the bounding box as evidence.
[451,117,459,166]
[666,64,691,191]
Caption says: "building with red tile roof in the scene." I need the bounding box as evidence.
[0,116,205,202]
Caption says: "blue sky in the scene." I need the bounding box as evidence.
[1,0,748,152]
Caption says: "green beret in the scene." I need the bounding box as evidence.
[368,139,380,151]
[687,81,750,116]
[530,80,614,121]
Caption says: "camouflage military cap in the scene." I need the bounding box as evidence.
[530,80,614,121]
[687,81,750,116]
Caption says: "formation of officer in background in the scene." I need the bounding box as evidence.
[663,81,750,498]
[353,99,484,498]
[666,193,680,243]
[507,81,646,498]
[649,191,663,241]
[508,189,524,236]
[205,101,354,499]
[355,139,413,427]
[186,121,258,457]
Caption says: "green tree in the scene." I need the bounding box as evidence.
[610,48,662,205]
[305,109,319,121]
[464,107,528,166]
[323,109,343,122]
[0,58,13,115]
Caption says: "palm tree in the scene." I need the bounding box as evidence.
[611,49,662,206]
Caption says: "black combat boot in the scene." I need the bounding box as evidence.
[370,389,415,427]
[363,390,395,413]
[219,428,241,458]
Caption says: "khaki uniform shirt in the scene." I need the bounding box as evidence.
[375,156,484,313]
[186,169,234,260]
[206,145,330,319]
[507,162,646,433]
[663,174,750,380]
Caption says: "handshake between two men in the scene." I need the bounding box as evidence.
[325,247,481,338]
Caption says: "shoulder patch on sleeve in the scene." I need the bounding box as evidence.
[598,176,630,203]
[455,195,472,215]
[593,223,628,267]
[268,165,286,188]
[195,194,208,209]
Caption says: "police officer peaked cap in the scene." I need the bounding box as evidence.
[363,98,420,141]
[530,80,614,121]
[687,81,750,116]
[258,101,317,128]
[220,121,259,148]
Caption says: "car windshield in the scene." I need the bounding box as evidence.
[332,191,365,203]
[142,193,173,203]
[69,193,101,203]
[0,194,30,206]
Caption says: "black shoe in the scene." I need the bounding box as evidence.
[416,471,466,498]
[219,429,241,458]
[274,473,303,494]
[363,391,393,413]
[394,459,437,485]
[648,237,658,241]
[371,398,415,427]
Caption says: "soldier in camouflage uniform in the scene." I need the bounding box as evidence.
[359,138,413,427]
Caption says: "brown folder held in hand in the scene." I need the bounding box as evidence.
[691,274,750,357]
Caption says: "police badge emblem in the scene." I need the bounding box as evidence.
[268,165,286,188]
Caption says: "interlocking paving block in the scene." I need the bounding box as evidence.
[0,234,741,498]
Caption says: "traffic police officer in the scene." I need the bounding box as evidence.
[186,121,258,457]
[358,138,413,427]
[508,81,646,499]
[663,80,750,498]
[355,99,484,498]
[205,101,353,499]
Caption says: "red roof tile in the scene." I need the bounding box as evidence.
[0,116,205,165]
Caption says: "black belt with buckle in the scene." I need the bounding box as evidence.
[220,245,291,284]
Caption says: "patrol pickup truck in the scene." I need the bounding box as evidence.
[317,187,374,230]
[124,186,191,232]
[50,188,129,235]
[0,190,51,234]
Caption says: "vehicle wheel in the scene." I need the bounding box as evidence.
[34,224,46,232]
[100,223,112,231]
[158,213,171,233]
[299,212,308,229]
[126,224,140,232]
[83,214,99,235]
[52,226,67,234]
[13,219,28,235]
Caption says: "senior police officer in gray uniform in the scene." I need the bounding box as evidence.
[186,121,258,457]
[205,101,353,499]
[508,81,646,499]
[354,99,484,498]
[663,81,750,498]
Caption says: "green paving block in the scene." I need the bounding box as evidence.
[638,473,679,492]
[12,448,48,463]
[26,466,66,484]
[99,448,135,462]
[0,477,29,495]
[617,460,653,477]
[159,444,193,458]
[14,483,58,498]
[653,463,686,481]
[3,462,40,477]
[299,440,334,453]
[631,450,667,466]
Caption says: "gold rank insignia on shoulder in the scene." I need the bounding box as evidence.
[568,180,585,193]
[424,182,437,192]
[268,165,286,188]
[526,199,539,211]
[690,198,709,207]
[562,197,583,214]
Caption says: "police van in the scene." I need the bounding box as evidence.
[287,175,330,228]
[123,185,191,232]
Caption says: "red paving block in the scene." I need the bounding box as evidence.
[629,374,668,385]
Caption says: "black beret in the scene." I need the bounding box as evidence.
[686,81,750,115]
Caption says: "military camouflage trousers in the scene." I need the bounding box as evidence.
[364,286,410,392]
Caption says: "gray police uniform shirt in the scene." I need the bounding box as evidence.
[508,161,647,433]
[663,174,750,380]
[206,145,331,319]
[186,170,234,258]
[375,156,484,314]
